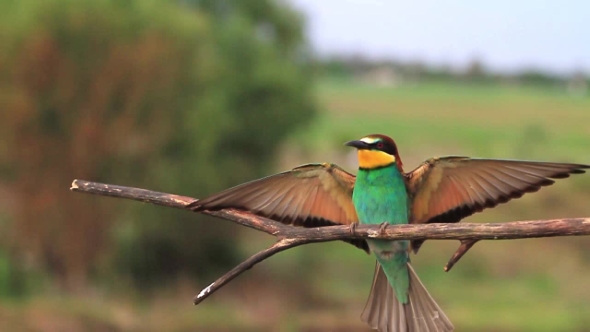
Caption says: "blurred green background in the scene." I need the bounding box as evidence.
[0,0,589,331]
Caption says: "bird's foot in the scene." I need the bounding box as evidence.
[349,223,358,236]
[379,222,389,236]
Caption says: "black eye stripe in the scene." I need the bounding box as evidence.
[372,140,397,155]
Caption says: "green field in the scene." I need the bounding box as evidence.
[2,79,590,331]
[290,79,590,161]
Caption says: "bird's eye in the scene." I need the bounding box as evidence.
[376,142,384,149]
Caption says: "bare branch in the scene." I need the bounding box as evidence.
[192,238,307,305]
[444,240,479,272]
[70,179,590,304]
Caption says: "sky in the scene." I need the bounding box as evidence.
[288,0,590,75]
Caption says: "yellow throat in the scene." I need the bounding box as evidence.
[357,150,396,169]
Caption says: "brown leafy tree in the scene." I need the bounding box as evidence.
[0,0,315,290]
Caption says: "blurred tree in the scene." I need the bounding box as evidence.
[515,68,562,87]
[463,56,488,83]
[0,0,316,291]
[321,57,354,79]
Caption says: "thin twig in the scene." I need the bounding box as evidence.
[70,179,590,304]
[193,238,308,305]
[444,240,479,272]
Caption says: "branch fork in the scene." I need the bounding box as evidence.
[70,179,590,305]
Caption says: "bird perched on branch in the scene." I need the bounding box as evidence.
[190,134,589,332]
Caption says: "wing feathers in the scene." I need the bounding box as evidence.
[408,158,588,252]
[408,158,589,226]
[190,163,368,252]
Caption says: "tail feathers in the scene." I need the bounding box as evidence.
[361,263,454,332]
[361,262,407,331]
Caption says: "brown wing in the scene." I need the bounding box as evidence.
[189,163,368,252]
[406,157,589,252]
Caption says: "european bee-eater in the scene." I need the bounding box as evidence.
[191,134,589,332]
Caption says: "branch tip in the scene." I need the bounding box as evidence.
[70,179,79,190]
[444,240,479,272]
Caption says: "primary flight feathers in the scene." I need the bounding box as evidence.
[190,157,588,253]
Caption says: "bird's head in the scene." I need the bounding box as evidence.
[345,134,402,170]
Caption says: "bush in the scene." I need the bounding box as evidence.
[0,0,316,290]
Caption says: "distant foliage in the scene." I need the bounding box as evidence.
[318,55,583,87]
[0,0,316,290]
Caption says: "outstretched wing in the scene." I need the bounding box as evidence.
[190,163,368,252]
[406,157,589,252]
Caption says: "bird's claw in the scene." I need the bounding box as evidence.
[349,223,358,236]
[379,222,389,236]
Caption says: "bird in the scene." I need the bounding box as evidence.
[189,134,589,331]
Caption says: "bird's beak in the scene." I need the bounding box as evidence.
[344,140,369,150]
